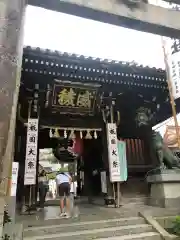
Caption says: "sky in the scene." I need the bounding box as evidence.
[23,5,165,68]
[23,2,180,134]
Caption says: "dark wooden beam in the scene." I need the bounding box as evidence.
[27,0,180,38]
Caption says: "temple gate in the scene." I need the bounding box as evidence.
[1,0,180,237]
[12,46,177,209]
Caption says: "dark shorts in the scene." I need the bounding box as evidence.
[58,182,70,197]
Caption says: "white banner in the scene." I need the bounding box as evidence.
[106,123,120,182]
[163,37,180,100]
[24,118,39,185]
[11,162,19,196]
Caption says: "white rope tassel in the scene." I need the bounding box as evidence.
[80,130,83,139]
[55,129,60,138]
[85,130,92,139]
[69,129,75,139]
[49,129,53,138]
[64,129,67,138]
[94,130,97,139]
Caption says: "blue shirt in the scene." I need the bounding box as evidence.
[56,173,70,185]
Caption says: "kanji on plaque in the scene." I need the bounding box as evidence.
[52,83,98,114]
[58,88,76,106]
[28,147,36,156]
[112,161,118,168]
[28,161,35,169]
[163,37,180,100]
[28,134,37,144]
[76,91,92,108]
[25,157,36,173]
[109,128,116,135]
[107,123,120,182]
[111,149,117,156]
[111,139,116,145]
[28,119,38,133]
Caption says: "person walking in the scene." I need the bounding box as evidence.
[56,171,72,218]
[38,170,49,209]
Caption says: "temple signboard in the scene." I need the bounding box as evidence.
[52,81,99,114]
[107,123,121,182]
[24,118,39,185]
[163,37,180,99]
[11,162,19,197]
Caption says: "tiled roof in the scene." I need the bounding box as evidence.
[21,46,168,97]
[23,46,165,73]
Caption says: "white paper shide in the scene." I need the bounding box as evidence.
[107,123,120,182]
[24,118,39,185]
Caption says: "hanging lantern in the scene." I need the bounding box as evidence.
[64,129,67,138]
[49,129,53,138]
[55,128,60,138]
[85,129,92,139]
[69,129,76,139]
[94,130,97,139]
[80,130,83,139]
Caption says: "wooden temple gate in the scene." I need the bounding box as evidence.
[13,46,175,208]
[1,0,180,235]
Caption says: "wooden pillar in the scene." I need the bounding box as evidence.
[35,147,40,207]
[0,0,25,235]
[102,124,113,198]
[76,157,81,195]
[14,122,27,211]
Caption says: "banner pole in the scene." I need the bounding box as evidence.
[110,105,117,207]
[117,182,120,208]
[161,38,180,148]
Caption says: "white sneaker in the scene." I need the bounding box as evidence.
[65,213,71,219]
[59,212,66,217]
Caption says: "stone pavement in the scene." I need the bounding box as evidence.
[16,196,180,227]
[16,204,122,227]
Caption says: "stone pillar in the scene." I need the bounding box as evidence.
[0,0,26,236]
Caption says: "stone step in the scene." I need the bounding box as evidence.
[96,232,161,240]
[24,217,145,237]
[24,224,154,240]
[23,211,141,228]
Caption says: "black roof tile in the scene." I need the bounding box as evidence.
[23,46,165,73]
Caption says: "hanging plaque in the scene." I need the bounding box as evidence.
[24,118,39,185]
[51,81,99,114]
[106,123,120,182]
